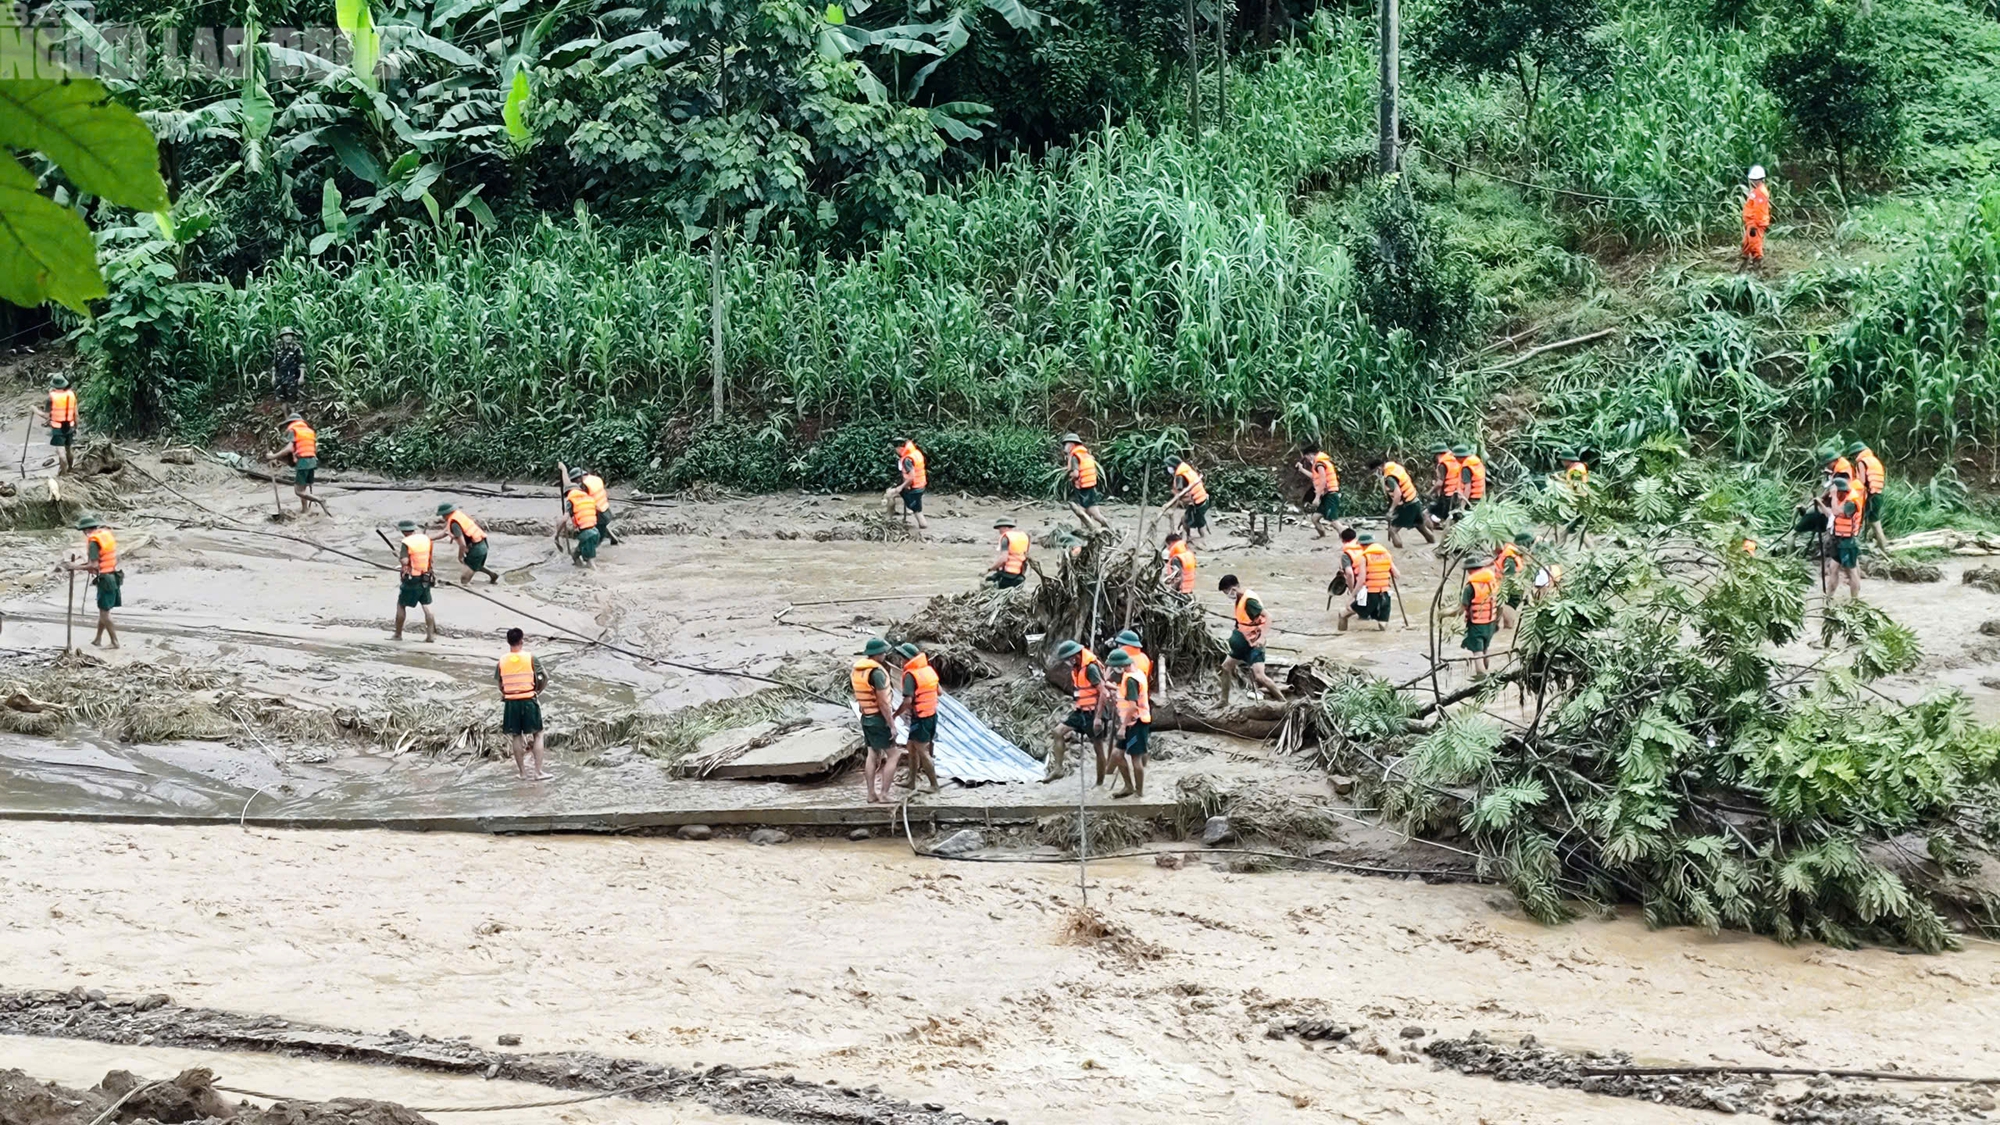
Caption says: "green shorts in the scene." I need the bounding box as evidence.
[1184,500,1209,529]
[1463,621,1498,652]
[463,540,490,571]
[1120,722,1150,758]
[94,572,121,610]
[1864,492,1885,527]
[1318,493,1343,520]
[293,456,317,487]
[908,715,938,743]
[862,714,894,750]
[899,487,925,514]
[1228,631,1265,665]
[1063,707,1099,735]
[50,423,74,447]
[574,527,601,559]
[989,570,1025,589]
[1392,500,1424,529]
[1833,536,1860,569]
[502,698,543,735]
[1366,592,1392,621]
[1430,495,1459,520]
[398,576,433,607]
[1072,485,1100,509]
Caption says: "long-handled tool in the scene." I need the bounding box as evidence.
[64,568,75,653]
[1390,573,1412,628]
[18,414,31,478]
[268,464,284,518]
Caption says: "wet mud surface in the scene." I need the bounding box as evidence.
[0,990,991,1125]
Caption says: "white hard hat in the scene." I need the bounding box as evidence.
[1748,165,1766,180]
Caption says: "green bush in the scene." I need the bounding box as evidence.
[660,423,793,493]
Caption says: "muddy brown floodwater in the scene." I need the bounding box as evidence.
[8,404,2000,1121]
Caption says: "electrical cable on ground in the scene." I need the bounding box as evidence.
[213,1078,683,1113]
[1409,143,1717,208]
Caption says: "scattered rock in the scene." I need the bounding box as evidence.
[930,829,984,857]
[159,448,196,465]
[1965,566,2000,594]
[84,989,106,1002]
[1862,554,1942,583]
[1202,816,1234,846]
[1154,853,1186,869]
[1981,620,2000,637]
[497,1033,522,1047]
[676,824,713,841]
[747,828,790,846]
[1329,775,1356,795]
[132,993,170,1012]
[1400,1025,1426,1039]
[847,828,872,841]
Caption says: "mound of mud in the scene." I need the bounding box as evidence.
[0,1066,434,1125]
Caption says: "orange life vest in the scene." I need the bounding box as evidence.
[1494,542,1524,576]
[445,509,485,544]
[851,657,886,716]
[1383,462,1417,504]
[1069,445,1100,489]
[48,388,77,426]
[1853,448,1884,496]
[85,527,117,574]
[1166,540,1197,593]
[1565,461,1588,487]
[905,654,939,719]
[1363,543,1394,593]
[566,488,598,530]
[1311,452,1339,494]
[1232,588,1268,646]
[1825,456,1853,482]
[1466,566,1499,625]
[498,651,536,700]
[1070,649,1103,710]
[583,473,610,515]
[1118,667,1152,726]
[402,531,433,576]
[1000,529,1030,575]
[1119,644,1153,682]
[286,419,317,459]
[1831,489,1864,538]
[899,442,928,489]
[1742,537,1758,555]
[1743,183,1771,230]
[1174,462,1208,505]
[1461,455,1487,500]
[1436,452,1462,496]
[1341,543,1367,585]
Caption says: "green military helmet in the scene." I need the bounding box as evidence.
[895,642,922,659]
[1105,648,1133,667]
[1555,447,1578,461]
[994,517,1017,528]
[1819,447,1843,467]
[75,512,101,530]
[1114,629,1143,647]
[1464,556,1483,570]
[1514,531,1536,546]
[1831,475,1851,489]
[860,638,893,657]
[436,501,457,516]
[1450,443,1473,457]
[1357,533,1374,544]
[1844,440,1868,457]
[1054,640,1084,659]
[49,374,69,389]
[1428,442,1449,455]
[396,519,418,532]
[1059,432,1083,445]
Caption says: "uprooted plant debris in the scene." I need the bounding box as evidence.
[1860,554,1943,583]
[0,989,994,1125]
[0,1066,431,1125]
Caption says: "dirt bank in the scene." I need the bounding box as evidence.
[0,1064,430,1125]
[7,823,2000,1124]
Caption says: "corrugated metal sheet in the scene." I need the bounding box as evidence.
[858,694,1044,785]
[932,693,1043,784]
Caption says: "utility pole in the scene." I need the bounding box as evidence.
[1378,0,1399,174]
[1185,0,1201,134]
[710,41,728,423]
[1215,0,1228,129]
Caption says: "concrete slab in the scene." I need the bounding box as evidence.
[700,724,855,779]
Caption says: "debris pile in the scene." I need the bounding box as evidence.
[0,1066,434,1125]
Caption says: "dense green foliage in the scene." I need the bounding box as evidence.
[1759,2,1903,178]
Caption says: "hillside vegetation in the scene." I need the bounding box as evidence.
[34,0,2000,513]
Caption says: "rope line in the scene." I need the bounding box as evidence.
[1411,143,1719,208]
[214,1077,682,1113]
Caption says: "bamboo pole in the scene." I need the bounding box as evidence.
[18,414,30,478]
[64,569,75,654]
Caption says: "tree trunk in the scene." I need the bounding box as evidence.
[1216,0,1228,129]
[1186,0,1201,133]
[709,218,725,424]
[1378,0,1399,174]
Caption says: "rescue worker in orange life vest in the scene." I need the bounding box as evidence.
[1819,474,1865,602]
[33,374,78,473]
[1492,531,1536,631]
[896,642,941,795]
[1741,165,1771,268]
[1295,443,1342,537]
[886,437,930,539]
[1333,527,1369,631]
[1162,455,1212,542]
[1161,530,1198,598]
[1217,573,1286,706]
[68,513,121,649]
[1105,647,1152,799]
[393,518,438,643]
[496,626,550,781]
[1845,440,1890,552]
[1050,640,1111,784]
[557,462,601,567]
[988,517,1031,588]
[577,467,618,546]
[851,638,903,803]
[435,501,500,585]
[1452,443,1488,507]
[1060,432,1114,533]
[1444,556,1502,678]
[268,412,330,516]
